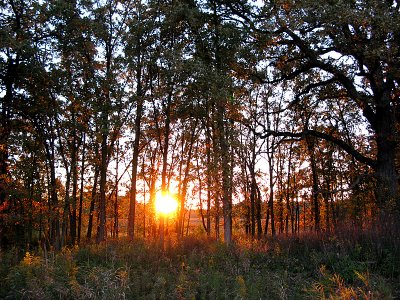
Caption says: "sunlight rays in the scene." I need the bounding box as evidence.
[155,191,178,216]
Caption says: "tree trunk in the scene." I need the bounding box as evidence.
[206,110,213,237]
[77,133,86,244]
[0,80,11,215]
[61,168,71,247]
[160,90,172,246]
[70,134,79,245]
[216,102,232,244]
[295,199,300,233]
[128,99,142,239]
[142,156,146,237]
[0,14,20,248]
[374,96,399,212]
[307,138,320,231]
[97,113,108,243]
[266,152,275,236]
[113,138,119,238]
[44,138,61,250]
[178,121,197,236]
[87,166,99,240]
[268,187,275,236]
[285,143,293,235]
[250,170,256,237]
[128,28,144,239]
[256,185,262,237]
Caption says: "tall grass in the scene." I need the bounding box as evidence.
[1,225,398,299]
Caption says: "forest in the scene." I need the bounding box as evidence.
[1,0,399,298]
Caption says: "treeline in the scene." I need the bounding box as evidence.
[1,0,399,249]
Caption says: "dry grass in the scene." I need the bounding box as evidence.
[1,224,399,299]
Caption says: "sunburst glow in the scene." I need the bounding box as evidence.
[155,191,178,216]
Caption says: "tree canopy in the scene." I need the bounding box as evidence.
[1,0,399,248]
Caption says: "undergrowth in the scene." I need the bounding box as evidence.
[0,227,399,299]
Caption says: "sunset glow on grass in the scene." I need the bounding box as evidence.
[155,191,178,216]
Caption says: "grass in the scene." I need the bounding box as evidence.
[0,228,399,299]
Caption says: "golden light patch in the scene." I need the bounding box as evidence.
[155,191,178,216]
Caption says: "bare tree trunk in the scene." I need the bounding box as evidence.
[205,112,213,237]
[291,174,297,234]
[250,168,256,237]
[295,198,300,233]
[307,138,320,231]
[374,93,399,212]
[144,148,158,238]
[285,143,294,235]
[215,192,220,240]
[265,205,270,236]
[142,156,146,238]
[0,88,11,248]
[266,153,276,236]
[128,107,141,240]
[160,90,172,247]
[199,177,209,233]
[128,25,144,239]
[186,207,192,236]
[61,169,71,247]
[44,136,61,250]
[77,133,86,244]
[70,134,79,245]
[87,166,99,240]
[113,139,119,238]
[256,185,262,237]
[303,199,307,232]
[178,120,197,236]
[177,135,184,235]
[97,113,108,243]
[216,102,232,244]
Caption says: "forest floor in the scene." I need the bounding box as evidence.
[1,226,399,299]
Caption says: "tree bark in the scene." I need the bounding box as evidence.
[178,121,198,236]
[97,113,109,243]
[77,133,86,244]
[306,138,320,231]
[374,94,399,211]
[87,165,99,240]
[70,132,79,245]
[266,138,276,236]
[216,102,232,244]
[113,138,119,238]
[159,90,172,246]
[128,18,145,239]
[44,137,61,250]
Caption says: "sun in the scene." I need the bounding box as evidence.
[155,191,178,216]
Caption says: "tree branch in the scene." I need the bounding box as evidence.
[256,128,377,168]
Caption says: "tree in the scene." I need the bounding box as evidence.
[48,0,95,245]
[0,0,40,247]
[126,0,148,240]
[238,88,265,238]
[0,0,65,248]
[2,0,397,250]
[90,0,131,242]
[195,0,246,244]
[227,0,400,213]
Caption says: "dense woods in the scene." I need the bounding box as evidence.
[1,0,400,298]
[1,0,399,250]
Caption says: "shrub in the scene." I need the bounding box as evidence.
[0,230,398,299]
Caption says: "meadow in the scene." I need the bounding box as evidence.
[1,224,399,299]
